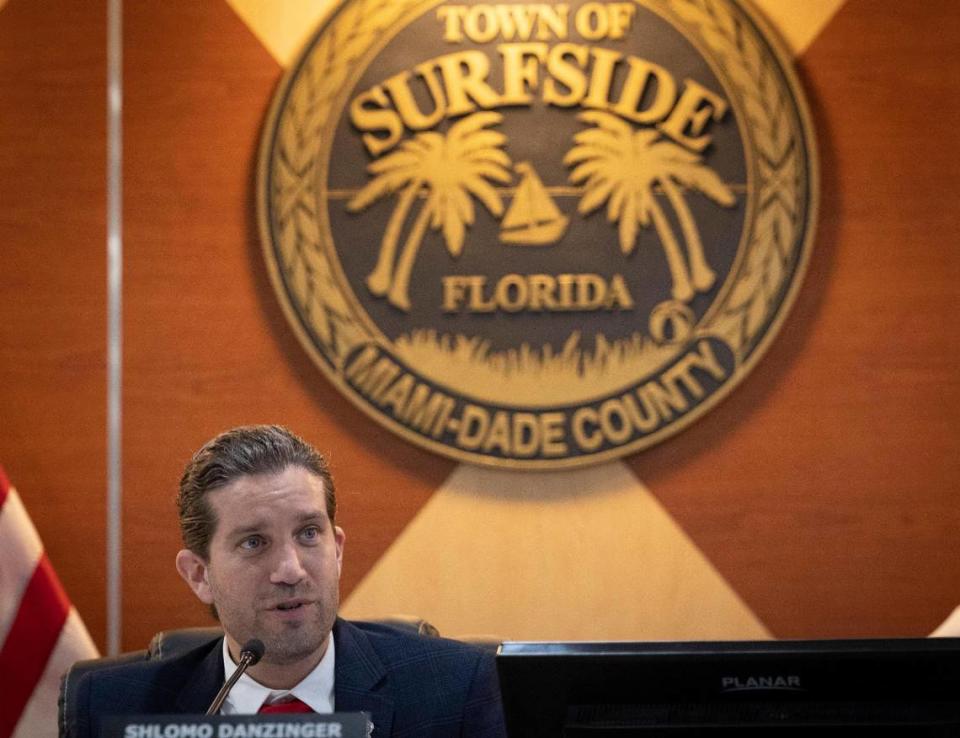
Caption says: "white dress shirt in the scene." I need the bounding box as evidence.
[219,636,335,714]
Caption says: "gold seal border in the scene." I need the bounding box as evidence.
[257,0,818,470]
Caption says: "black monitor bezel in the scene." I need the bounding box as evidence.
[496,637,960,736]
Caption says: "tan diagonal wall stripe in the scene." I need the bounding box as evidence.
[751,0,844,56]
[341,462,771,640]
[225,0,335,67]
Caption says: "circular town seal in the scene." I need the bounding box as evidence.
[258,0,818,469]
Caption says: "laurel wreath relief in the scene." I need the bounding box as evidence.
[269,0,418,368]
[265,0,810,371]
[663,0,809,361]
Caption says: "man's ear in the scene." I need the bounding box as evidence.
[176,549,214,604]
[334,526,345,578]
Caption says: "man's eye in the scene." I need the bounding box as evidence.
[239,536,264,550]
[299,526,320,542]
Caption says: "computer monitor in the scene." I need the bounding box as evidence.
[496,638,960,736]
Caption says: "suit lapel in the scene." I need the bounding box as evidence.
[175,638,226,713]
[333,619,394,737]
[171,624,397,730]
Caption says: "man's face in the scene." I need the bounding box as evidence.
[176,465,345,669]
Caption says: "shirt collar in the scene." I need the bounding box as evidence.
[219,635,336,714]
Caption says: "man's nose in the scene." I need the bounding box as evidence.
[270,542,307,585]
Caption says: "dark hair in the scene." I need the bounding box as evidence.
[177,425,336,559]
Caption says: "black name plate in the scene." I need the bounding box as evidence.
[105,713,370,738]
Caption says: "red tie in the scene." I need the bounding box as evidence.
[258,697,314,714]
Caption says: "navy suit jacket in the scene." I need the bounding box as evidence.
[64,619,507,738]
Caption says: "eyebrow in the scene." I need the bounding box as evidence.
[225,511,327,539]
[226,522,267,539]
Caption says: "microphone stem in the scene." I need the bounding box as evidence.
[206,651,255,715]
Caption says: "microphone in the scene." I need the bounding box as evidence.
[205,638,265,715]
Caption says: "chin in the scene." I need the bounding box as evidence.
[262,632,327,665]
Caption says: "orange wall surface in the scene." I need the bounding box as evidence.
[1,0,958,652]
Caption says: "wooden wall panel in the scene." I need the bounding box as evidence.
[628,0,960,637]
[0,0,107,649]
[121,0,452,651]
[1,0,958,655]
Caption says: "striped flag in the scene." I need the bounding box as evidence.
[0,467,98,738]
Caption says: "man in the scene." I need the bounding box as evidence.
[65,425,506,737]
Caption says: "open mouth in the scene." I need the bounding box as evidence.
[274,601,307,611]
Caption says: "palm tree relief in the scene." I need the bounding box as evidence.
[566,111,736,303]
[347,112,512,312]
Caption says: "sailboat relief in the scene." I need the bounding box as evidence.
[499,161,569,245]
